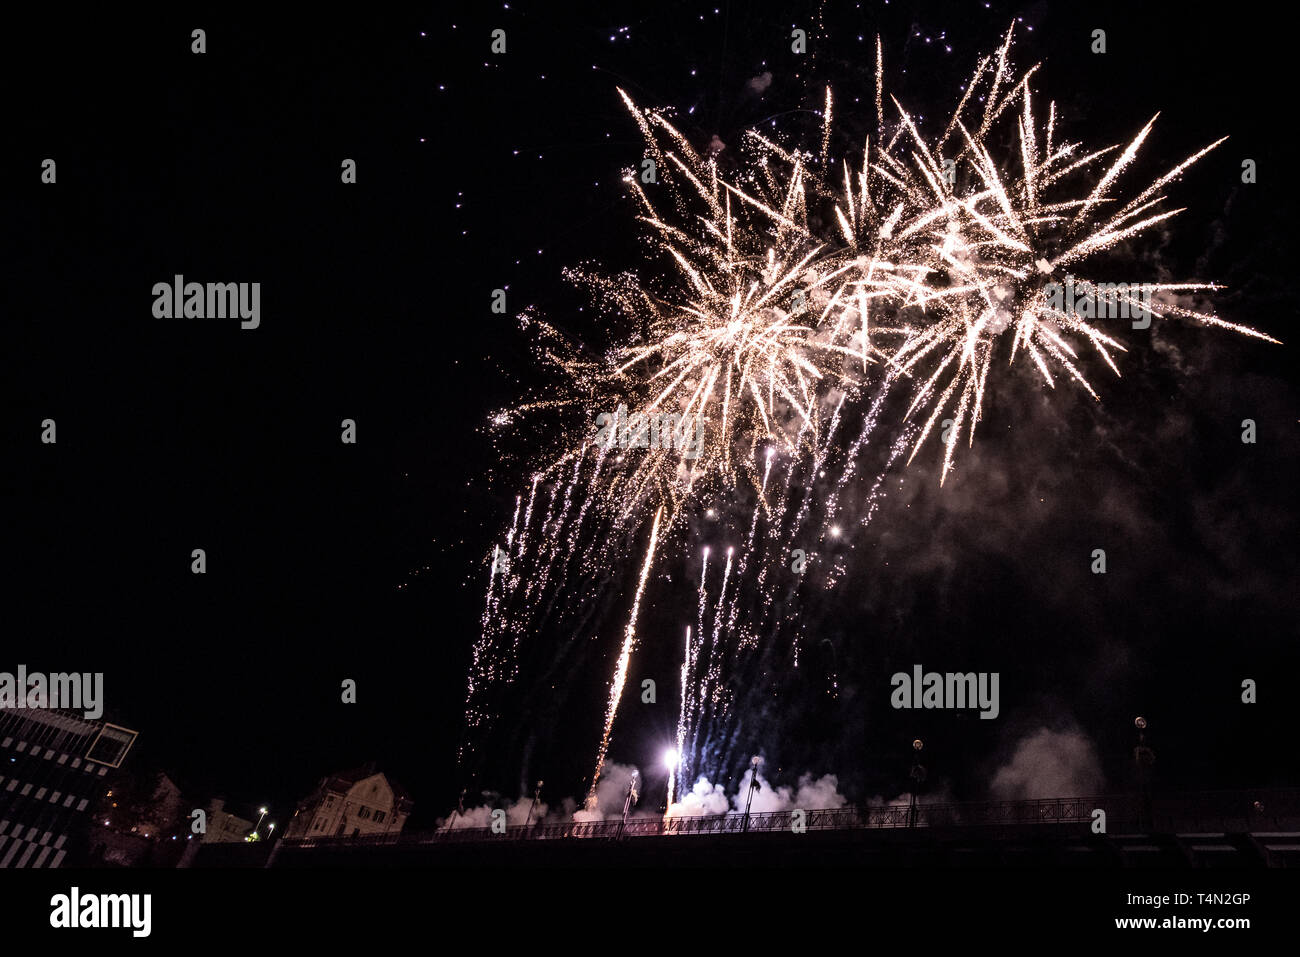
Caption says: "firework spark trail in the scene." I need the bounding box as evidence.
[754,412,818,596]
[460,493,524,763]
[460,24,1278,798]
[670,624,691,808]
[515,474,541,562]
[682,544,734,781]
[586,504,665,806]
[694,546,735,748]
[525,447,588,603]
[678,546,711,772]
[679,379,912,780]
[817,371,903,544]
[747,448,775,553]
[710,547,734,662]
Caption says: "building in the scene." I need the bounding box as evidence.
[284,762,413,841]
[83,770,188,866]
[202,797,257,843]
[102,771,184,841]
[0,706,138,868]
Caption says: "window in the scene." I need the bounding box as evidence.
[358,806,371,820]
[85,725,138,768]
[374,811,386,823]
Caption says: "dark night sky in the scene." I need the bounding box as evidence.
[5,2,1297,828]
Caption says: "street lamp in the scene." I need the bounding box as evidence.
[617,772,640,839]
[909,739,926,828]
[742,756,762,833]
[441,787,468,835]
[1133,716,1156,831]
[249,806,269,841]
[523,780,544,831]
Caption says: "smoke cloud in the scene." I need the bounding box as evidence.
[572,762,644,822]
[668,767,847,817]
[437,762,649,829]
[989,727,1105,800]
[438,793,548,830]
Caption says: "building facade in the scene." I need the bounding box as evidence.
[284,763,413,841]
[202,797,257,844]
[0,706,138,868]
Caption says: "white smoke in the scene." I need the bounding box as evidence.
[441,762,851,828]
[437,793,547,830]
[436,761,644,829]
[990,727,1105,800]
[667,777,730,817]
[667,767,846,817]
[746,71,773,95]
[572,762,643,822]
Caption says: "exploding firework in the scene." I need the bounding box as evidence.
[459,24,1277,809]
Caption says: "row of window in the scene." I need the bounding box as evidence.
[313,805,387,831]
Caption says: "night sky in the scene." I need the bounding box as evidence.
[6,2,1297,830]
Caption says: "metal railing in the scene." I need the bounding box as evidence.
[283,787,1300,849]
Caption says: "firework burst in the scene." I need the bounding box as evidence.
[460,25,1277,805]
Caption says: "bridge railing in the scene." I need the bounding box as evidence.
[284,788,1300,849]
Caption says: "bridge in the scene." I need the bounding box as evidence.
[242,788,1300,868]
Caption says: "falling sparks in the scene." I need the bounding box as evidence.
[460,25,1277,797]
[587,505,664,805]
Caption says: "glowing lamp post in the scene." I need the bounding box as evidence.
[1133,716,1156,830]
[523,780,544,833]
[248,806,269,842]
[617,772,640,840]
[742,757,762,833]
[908,739,926,828]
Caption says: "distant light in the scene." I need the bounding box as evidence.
[663,748,679,770]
